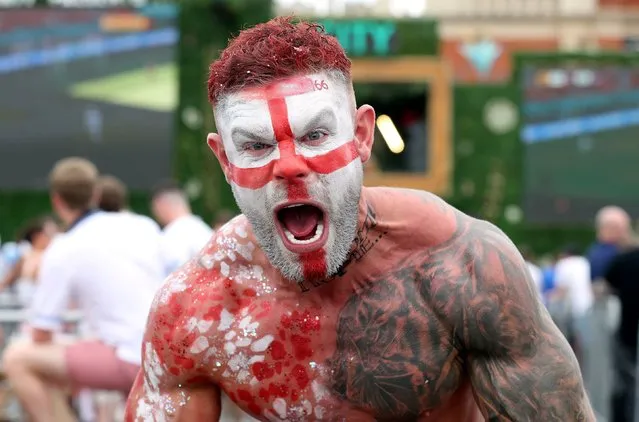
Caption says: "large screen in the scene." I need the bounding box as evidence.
[0,5,177,190]
[521,62,639,223]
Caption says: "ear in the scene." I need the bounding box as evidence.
[207,133,231,183]
[353,104,376,163]
[50,192,61,209]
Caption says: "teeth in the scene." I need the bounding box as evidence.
[285,204,305,209]
[284,221,324,245]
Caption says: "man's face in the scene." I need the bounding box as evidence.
[151,197,171,228]
[209,72,374,283]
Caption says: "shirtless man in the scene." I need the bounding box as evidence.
[126,17,594,421]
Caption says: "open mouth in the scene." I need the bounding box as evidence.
[274,202,328,252]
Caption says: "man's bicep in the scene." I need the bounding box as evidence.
[125,367,221,421]
[457,222,593,420]
[467,338,591,421]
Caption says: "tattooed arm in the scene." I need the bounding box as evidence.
[441,218,595,421]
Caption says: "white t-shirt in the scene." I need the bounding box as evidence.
[526,261,544,297]
[554,255,594,319]
[29,211,164,365]
[160,214,212,274]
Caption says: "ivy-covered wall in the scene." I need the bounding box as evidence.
[174,0,272,222]
[450,83,594,254]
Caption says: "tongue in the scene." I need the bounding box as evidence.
[279,206,321,239]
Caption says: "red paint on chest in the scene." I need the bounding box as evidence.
[168,295,182,317]
[203,304,223,321]
[281,310,321,333]
[251,361,275,381]
[290,334,313,360]
[268,382,289,398]
[269,340,287,360]
[292,364,310,389]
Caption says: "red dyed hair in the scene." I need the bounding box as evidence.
[207,16,351,104]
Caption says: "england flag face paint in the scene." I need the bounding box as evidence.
[209,72,367,283]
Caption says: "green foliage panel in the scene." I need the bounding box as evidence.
[0,191,150,242]
[451,84,594,254]
[175,1,272,223]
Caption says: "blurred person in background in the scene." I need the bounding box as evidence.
[604,241,639,422]
[0,216,58,309]
[151,180,213,275]
[588,206,633,283]
[585,205,632,422]
[97,174,128,213]
[94,173,163,421]
[520,245,543,297]
[98,174,162,243]
[83,105,103,144]
[2,157,163,422]
[550,244,593,365]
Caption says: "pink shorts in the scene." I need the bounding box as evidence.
[64,341,140,394]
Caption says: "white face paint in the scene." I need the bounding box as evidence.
[212,71,363,283]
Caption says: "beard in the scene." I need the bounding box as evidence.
[231,160,363,283]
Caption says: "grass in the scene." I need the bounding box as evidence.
[68,63,177,112]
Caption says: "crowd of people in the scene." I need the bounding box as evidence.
[0,157,232,421]
[523,206,639,422]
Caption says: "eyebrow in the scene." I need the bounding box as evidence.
[230,126,272,143]
[298,108,337,135]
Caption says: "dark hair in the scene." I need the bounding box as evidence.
[561,243,582,257]
[19,216,54,244]
[151,180,184,201]
[98,174,128,212]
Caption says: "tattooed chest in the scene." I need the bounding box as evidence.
[326,275,465,421]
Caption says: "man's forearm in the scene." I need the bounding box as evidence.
[31,328,53,343]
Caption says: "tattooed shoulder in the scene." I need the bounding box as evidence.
[426,214,593,421]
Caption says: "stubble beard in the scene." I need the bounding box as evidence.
[232,162,363,284]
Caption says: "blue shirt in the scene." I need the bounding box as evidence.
[542,266,555,293]
[586,242,619,281]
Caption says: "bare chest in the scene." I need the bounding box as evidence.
[198,272,465,421]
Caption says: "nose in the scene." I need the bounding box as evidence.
[273,154,310,181]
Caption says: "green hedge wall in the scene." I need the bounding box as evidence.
[451,83,597,254]
[174,1,272,223]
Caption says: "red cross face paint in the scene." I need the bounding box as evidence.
[213,72,363,284]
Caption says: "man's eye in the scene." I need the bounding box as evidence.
[305,130,326,142]
[245,142,270,151]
